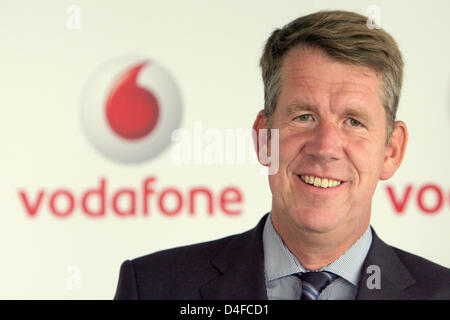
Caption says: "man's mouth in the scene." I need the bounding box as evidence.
[298,175,343,189]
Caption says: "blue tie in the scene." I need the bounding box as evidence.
[299,271,337,300]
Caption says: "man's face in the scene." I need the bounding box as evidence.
[264,47,399,236]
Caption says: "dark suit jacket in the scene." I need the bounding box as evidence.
[114,214,450,299]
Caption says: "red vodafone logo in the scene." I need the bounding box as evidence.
[17,56,244,219]
[80,56,182,163]
[105,62,160,140]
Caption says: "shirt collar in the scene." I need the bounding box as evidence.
[263,212,372,286]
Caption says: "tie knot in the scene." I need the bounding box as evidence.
[298,271,337,300]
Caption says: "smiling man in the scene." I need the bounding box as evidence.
[255,42,408,270]
[115,10,450,300]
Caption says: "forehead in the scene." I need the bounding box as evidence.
[278,47,383,112]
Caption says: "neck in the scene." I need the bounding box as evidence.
[271,210,370,270]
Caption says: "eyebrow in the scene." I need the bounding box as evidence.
[286,103,318,116]
[341,107,371,124]
[286,103,372,124]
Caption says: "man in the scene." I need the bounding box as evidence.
[114,10,450,300]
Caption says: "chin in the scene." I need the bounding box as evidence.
[288,206,343,234]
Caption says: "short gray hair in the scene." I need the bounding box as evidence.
[260,10,404,142]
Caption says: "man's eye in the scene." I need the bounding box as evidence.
[296,114,313,121]
[348,118,362,127]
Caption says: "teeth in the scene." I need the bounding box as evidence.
[314,177,321,187]
[300,175,342,189]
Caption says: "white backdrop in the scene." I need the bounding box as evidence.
[0,0,449,299]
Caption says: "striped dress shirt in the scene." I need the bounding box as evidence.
[263,212,372,300]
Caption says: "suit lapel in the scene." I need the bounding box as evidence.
[356,228,416,300]
[199,217,417,300]
[199,214,269,299]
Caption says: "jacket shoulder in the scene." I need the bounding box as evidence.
[115,233,238,299]
[392,246,450,299]
[114,214,268,299]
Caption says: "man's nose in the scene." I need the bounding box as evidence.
[304,121,343,162]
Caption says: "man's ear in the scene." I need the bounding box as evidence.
[252,110,270,167]
[380,121,408,180]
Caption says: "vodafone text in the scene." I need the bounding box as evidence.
[18,179,446,218]
[385,183,448,214]
[18,176,243,218]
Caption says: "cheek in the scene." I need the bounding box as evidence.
[277,131,304,162]
[267,135,299,195]
[347,141,386,185]
[267,172,289,210]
